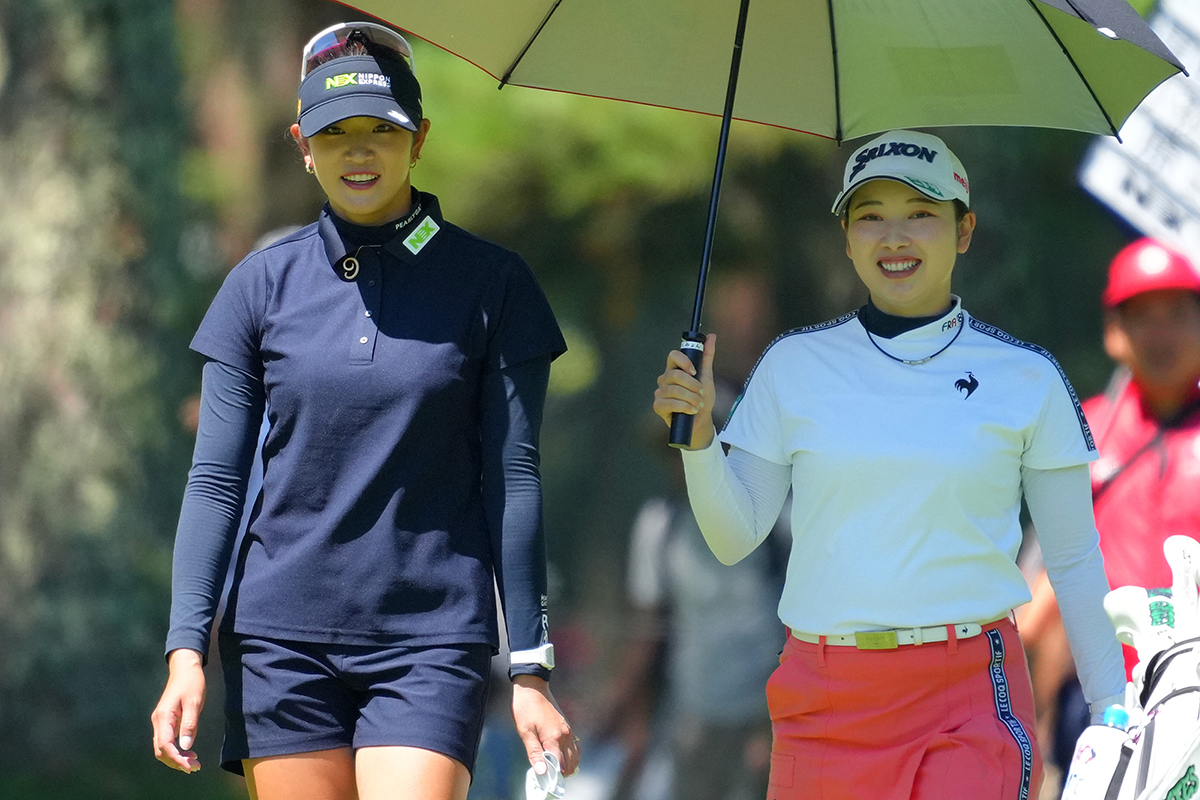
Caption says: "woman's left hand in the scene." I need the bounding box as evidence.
[512,674,580,777]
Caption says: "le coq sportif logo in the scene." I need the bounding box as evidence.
[955,371,979,399]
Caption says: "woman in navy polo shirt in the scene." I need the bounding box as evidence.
[151,22,575,800]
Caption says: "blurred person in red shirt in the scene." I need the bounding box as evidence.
[1021,237,1200,785]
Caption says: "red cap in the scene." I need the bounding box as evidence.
[1103,238,1200,308]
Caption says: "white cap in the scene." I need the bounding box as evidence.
[831,130,969,216]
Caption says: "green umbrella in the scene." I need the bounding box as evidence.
[346,0,1179,139]
[341,0,1183,443]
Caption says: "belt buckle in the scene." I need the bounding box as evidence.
[855,630,898,650]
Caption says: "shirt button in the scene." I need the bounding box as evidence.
[359,337,369,344]
[369,280,377,286]
[365,311,371,317]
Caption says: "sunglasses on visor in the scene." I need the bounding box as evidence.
[301,22,416,80]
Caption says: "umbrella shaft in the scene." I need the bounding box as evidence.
[692,0,752,332]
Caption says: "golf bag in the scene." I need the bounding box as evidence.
[1062,536,1200,800]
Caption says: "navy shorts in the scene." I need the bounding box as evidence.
[218,632,492,776]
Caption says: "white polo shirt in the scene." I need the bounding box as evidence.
[720,298,1097,636]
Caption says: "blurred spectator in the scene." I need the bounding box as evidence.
[597,398,789,800]
[596,272,788,800]
[1021,238,1200,791]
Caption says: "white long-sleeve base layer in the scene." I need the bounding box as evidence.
[681,441,1125,715]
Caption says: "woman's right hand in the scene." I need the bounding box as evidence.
[151,648,206,772]
[652,333,717,450]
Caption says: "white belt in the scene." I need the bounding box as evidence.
[789,613,1010,650]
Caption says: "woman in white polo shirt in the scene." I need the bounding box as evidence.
[653,130,1125,800]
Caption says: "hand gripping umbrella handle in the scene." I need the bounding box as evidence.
[669,331,707,448]
[667,0,750,449]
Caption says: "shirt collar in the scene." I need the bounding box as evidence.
[318,188,447,269]
[878,295,965,343]
[860,297,948,339]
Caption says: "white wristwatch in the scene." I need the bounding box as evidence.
[509,643,555,670]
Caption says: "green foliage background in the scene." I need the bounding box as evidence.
[0,0,1160,797]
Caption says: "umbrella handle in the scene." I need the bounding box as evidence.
[668,331,707,448]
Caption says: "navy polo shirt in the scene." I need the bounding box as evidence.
[186,191,565,651]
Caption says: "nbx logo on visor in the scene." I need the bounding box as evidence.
[849,141,938,181]
[326,72,392,90]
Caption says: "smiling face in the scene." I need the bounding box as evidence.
[843,179,976,318]
[291,115,430,226]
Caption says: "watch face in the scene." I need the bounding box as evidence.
[510,643,554,669]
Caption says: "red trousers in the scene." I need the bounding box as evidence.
[766,618,1042,800]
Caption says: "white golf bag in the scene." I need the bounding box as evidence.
[1061,536,1200,800]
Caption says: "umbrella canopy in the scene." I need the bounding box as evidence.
[337,0,1183,445]
[342,0,1182,141]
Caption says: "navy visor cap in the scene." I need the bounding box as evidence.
[298,55,421,137]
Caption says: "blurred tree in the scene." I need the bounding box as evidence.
[0,0,188,775]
